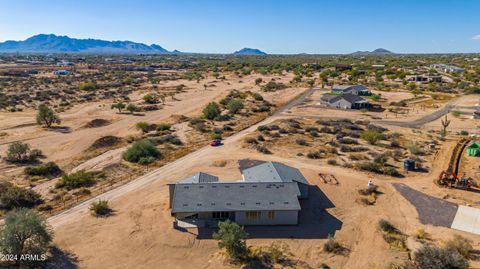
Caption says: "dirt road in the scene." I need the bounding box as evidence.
[48,88,317,228]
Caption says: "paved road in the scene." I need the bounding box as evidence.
[48,88,317,228]
[378,99,461,128]
[392,183,458,227]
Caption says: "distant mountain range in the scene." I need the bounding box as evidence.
[233,48,267,55]
[351,48,394,55]
[0,34,173,54]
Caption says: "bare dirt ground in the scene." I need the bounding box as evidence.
[49,90,480,269]
[0,72,302,182]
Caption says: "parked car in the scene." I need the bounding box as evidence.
[210,139,222,147]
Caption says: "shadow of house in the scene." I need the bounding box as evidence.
[195,185,342,240]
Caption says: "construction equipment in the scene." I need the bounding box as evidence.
[438,138,474,189]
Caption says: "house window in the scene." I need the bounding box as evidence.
[246,211,261,220]
[212,211,229,219]
[268,211,275,220]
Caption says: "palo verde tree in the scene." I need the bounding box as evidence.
[213,220,248,262]
[36,104,60,128]
[0,209,53,266]
[111,102,126,113]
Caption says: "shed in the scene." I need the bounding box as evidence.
[467,142,480,157]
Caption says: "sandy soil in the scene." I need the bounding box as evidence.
[50,92,480,269]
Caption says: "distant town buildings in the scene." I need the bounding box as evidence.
[53,70,73,75]
[430,64,464,73]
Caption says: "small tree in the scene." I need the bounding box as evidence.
[227,99,244,114]
[79,82,96,91]
[5,142,41,163]
[111,102,126,113]
[143,94,158,104]
[213,220,248,262]
[127,104,139,114]
[0,209,53,265]
[36,104,60,128]
[203,102,221,120]
[255,78,263,85]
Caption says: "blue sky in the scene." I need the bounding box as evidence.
[0,0,479,54]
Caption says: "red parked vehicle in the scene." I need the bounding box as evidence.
[209,139,222,147]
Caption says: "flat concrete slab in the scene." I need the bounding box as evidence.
[451,206,480,235]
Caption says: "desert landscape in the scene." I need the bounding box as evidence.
[0,2,480,268]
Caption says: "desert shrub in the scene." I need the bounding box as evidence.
[111,102,126,113]
[256,135,265,141]
[459,130,469,136]
[383,166,401,177]
[123,139,160,163]
[36,104,60,128]
[451,110,461,117]
[414,228,432,242]
[327,159,337,165]
[323,235,344,254]
[211,133,222,140]
[256,146,272,154]
[261,81,287,92]
[90,200,112,217]
[203,102,221,120]
[252,92,264,101]
[79,81,96,91]
[414,245,468,269]
[227,99,244,114]
[251,242,290,266]
[296,139,308,146]
[360,130,384,145]
[406,143,425,156]
[56,171,96,189]
[378,219,406,250]
[138,156,156,165]
[135,122,151,133]
[245,138,258,144]
[390,140,401,148]
[126,103,139,114]
[307,152,321,159]
[338,137,358,145]
[213,220,248,262]
[157,123,172,131]
[142,94,158,104]
[5,142,42,163]
[445,235,474,259]
[309,130,319,137]
[24,162,62,178]
[0,209,53,266]
[0,182,43,209]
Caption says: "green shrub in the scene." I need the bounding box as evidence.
[123,139,160,163]
[252,93,264,101]
[360,130,384,145]
[79,81,96,91]
[157,123,172,131]
[135,122,151,133]
[414,245,468,269]
[90,200,112,217]
[36,104,60,128]
[323,235,344,254]
[213,220,248,262]
[24,162,62,178]
[56,171,96,189]
[227,99,244,114]
[203,102,221,120]
[5,142,42,163]
[0,182,43,210]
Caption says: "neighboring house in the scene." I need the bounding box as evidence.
[53,70,72,75]
[332,85,370,96]
[430,64,465,73]
[467,142,480,157]
[321,93,370,109]
[169,162,310,227]
[409,75,443,83]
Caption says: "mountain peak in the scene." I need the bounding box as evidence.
[0,34,173,54]
[233,48,267,55]
[351,48,394,55]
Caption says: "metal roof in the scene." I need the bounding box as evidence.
[242,161,309,185]
[178,172,219,183]
[171,182,301,213]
